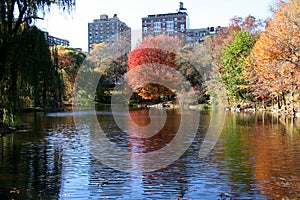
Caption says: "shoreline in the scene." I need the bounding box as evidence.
[1,103,299,137]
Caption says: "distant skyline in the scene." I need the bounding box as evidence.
[36,0,275,51]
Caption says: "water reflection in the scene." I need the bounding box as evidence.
[128,109,179,153]
[0,109,299,199]
[217,112,300,199]
[0,113,66,199]
[250,114,300,199]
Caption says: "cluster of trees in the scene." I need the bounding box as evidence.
[247,0,300,112]
[126,35,206,105]
[122,0,300,113]
[197,0,299,114]
[1,0,299,126]
[124,0,299,114]
[0,0,78,125]
[50,0,300,115]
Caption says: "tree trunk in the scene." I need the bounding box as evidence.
[277,96,281,109]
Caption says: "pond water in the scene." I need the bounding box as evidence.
[1,106,300,199]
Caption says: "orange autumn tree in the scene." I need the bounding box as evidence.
[249,0,300,110]
[127,35,182,100]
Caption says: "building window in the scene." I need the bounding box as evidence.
[154,22,161,32]
[167,21,174,31]
[154,22,161,27]
[180,24,185,32]
[154,28,161,33]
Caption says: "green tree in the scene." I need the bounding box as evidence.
[221,30,256,103]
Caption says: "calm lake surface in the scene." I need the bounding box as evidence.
[1,106,300,199]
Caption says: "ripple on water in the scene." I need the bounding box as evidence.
[1,111,300,199]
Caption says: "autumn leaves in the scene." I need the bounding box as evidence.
[247,0,300,111]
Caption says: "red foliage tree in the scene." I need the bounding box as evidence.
[127,35,182,100]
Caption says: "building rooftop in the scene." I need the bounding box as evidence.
[145,12,188,19]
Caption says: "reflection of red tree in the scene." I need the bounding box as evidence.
[128,109,181,153]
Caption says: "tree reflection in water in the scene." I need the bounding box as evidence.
[0,109,300,199]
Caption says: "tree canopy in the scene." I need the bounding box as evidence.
[127,35,181,100]
[248,0,300,110]
[221,30,256,101]
[0,0,76,125]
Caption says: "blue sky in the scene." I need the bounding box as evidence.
[36,0,275,51]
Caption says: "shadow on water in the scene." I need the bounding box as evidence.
[0,107,300,199]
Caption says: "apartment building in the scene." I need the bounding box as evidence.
[88,14,131,52]
[44,32,70,46]
[142,2,189,43]
[186,26,223,47]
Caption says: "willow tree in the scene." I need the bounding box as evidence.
[0,0,75,125]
